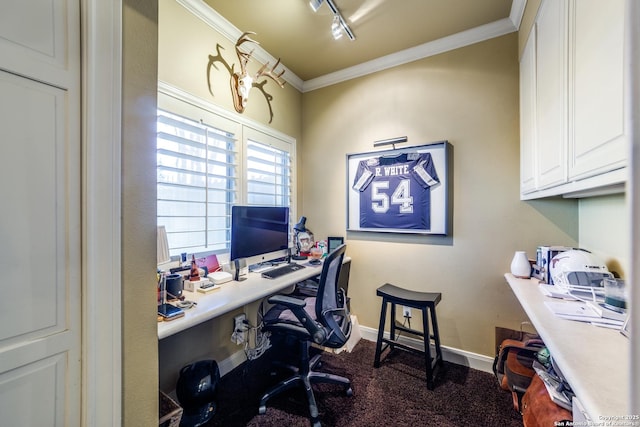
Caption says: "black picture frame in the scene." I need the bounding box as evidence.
[327,236,344,253]
[346,141,452,235]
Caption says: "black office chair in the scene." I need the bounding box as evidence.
[258,244,352,427]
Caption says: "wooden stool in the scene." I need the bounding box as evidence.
[373,283,443,389]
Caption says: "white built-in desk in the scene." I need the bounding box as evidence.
[158,261,327,340]
[505,274,630,422]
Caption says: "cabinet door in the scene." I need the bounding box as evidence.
[0,1,81,426]
[520,27,537,195]
[569,0,626,180]
[535,0,568,189]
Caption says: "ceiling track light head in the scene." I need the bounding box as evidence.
[312,0,355,41]
[309,0,323,12]
[331,15,343,39]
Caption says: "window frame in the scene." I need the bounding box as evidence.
[158,84,297,259]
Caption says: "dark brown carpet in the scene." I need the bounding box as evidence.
[203,339,523,427]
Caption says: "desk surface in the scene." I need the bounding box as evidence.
[158,261,326,340]
[505,274,630,421]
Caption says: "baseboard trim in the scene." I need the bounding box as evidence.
[218,349,247,377]
[218,324,495,377]
[359,325,495,374]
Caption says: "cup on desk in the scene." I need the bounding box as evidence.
[166,273,184,300]
[603,278,627,309]
[309,247,323,265]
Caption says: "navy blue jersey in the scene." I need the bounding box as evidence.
[352,153,439,230]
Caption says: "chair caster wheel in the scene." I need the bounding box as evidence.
[258,405,266,415]
[312,421,321,427]
[346,387,353,397]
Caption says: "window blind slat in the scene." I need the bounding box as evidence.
[246,139,290,209]
[157,106,293,257]
[158,110,238,255]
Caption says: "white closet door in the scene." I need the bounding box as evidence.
[0,1,81,426]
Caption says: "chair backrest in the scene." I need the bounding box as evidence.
[315,244,350,348]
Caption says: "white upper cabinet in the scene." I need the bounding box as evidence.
[520,26,537,194]
[519,0,627,199]
[569,0,626,180]
[535,0,568,190]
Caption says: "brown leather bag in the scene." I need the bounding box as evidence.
[493,338,545,411]
[521,374,572,427]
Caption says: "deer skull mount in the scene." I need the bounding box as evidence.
[206,32,285,123]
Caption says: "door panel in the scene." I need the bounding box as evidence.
[0,354,66,427]
[0,0,81,426]
[0,73,67,344]
[0,0,71,86]
[569,0,626,179]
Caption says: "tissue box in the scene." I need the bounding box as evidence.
[184,278,210,292]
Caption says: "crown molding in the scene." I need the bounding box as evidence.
[176,0,305,92]
[158,80,296,144]
[510,0,527,29]
[177,0,526,93]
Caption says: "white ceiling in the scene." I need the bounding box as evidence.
[193,0,524,91]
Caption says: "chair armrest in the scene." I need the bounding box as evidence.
[268,294,306,308]
[266,294,326,344]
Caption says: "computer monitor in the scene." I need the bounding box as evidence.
[230,205,290,265]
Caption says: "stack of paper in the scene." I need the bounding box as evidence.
[544,301,625,329]
[539,284,577,300]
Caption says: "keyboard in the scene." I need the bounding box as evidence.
[261,263,306,279]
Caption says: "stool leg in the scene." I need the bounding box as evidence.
[430,304,443,367]
[373,299,388,368]
[389,303,397,350]
[422,307,434,390]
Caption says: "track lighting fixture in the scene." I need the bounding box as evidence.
[331,15,343,40]
[309,0,323,12]
[308,0,355,41]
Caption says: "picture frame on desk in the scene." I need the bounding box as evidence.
[327,236,344,253]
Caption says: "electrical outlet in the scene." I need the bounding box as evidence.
[403,306,412,318]
[232,314,247,345]
[234,314,246,332]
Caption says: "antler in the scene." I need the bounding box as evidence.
[207,31,286,122]
[206,44,233,96]
[235,31,258,75]
[255,58,286,88]
[251,80,276,123]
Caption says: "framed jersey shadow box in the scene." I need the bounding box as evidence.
[346,141,452,235]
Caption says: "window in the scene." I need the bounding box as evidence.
[246,132,291,207]
[157,90,295,258]
[157,110,237,256]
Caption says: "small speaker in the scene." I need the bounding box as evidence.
[166,273,183,299]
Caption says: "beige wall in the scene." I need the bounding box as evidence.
[158,0,302,140]
[149,0,630,412]
[157,0,303,393]
[122,0,159,426]
[300,33,579,357]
